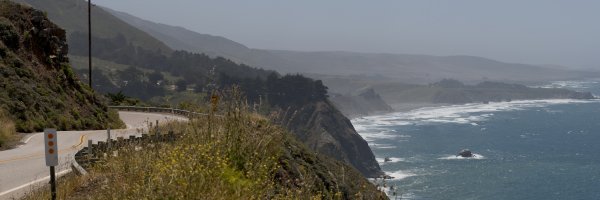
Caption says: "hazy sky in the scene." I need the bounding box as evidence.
[93,0,599,69]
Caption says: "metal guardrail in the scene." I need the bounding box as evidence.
[73,131,178,175]
[108,106,210,118]
[71,106,202,176]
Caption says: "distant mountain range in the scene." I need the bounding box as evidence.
[106,7,598,84]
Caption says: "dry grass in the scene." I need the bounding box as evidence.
[23,88,384,199]
[0,107,16,149]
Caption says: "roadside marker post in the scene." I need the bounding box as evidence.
[44,128,58,200]
[107,128,112,149]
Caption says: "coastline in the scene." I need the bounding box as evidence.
[351,98,600,199]
[349,103,449,120]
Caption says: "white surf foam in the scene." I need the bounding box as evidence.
[386,170,416,180]
[534,80,598,90]
[438,153,485,160]
[353,99,597,129]
[376,157,405,164]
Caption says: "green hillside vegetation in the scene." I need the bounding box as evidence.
[13,0,172,55]
[25,90,386,199]
[0,1,123,132]
[105,7,253,63]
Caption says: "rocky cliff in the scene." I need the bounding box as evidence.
[331,88,393,117]
[0,1,123,132]
[275,100,383,178]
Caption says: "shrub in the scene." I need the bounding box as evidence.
[0,108,16,148]
[23,88,385,199]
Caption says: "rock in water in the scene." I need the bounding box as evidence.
[458,149,473,157]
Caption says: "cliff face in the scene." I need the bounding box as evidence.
[278,133,387,199]
[331,88,393,117]
[276,100,382,177]
[0,1,123,132]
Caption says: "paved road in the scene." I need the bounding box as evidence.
[0,111,187,199]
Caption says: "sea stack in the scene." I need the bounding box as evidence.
[458,149,474,157]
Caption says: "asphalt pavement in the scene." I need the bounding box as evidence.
[0,111,187,199]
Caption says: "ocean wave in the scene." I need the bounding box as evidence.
[534,80,598,90]
[386,170,417,180]
[438,153,485,160]
[369,143,398,149]
[353,99,597,128]
[376,157,405,164]
[358,129,411,142]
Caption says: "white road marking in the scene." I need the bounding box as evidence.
[0,169,71,197]
[22,134,38,144]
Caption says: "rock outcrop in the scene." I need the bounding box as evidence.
[276,100,383,177]
[458,149,473,158]
[0,1,123,132]
[331,88,393,117]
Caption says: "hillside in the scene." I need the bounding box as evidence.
[0,1,122,134]
[24,96,387,199]
[330,88,393,117]
[105,7,251,63]
[16,0,383,179]
[274,100,383,177]
[106,8,598,84]
[261,51,597,84]
[372,79,595,106]
[13,0,172,55]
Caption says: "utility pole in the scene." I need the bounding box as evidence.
[88,0,92,89]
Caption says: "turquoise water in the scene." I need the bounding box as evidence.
[353,81,600,199]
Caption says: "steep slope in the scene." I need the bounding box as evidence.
[0,1,122,132]
[275,100,382,177]
[105,7,250,63]
[13,0,172,55]
[330,88,393,117]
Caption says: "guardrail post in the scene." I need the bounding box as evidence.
[117,137,124,148]
[107,128,111,149]
[98,141,105,152]
[87,140,93,159]
[129,135,136,145]
[155,120,160,140]
[168,131,175,142]
[141,133,148,143]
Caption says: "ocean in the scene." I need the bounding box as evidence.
[352,80,600,200]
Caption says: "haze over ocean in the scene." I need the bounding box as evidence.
[353,80,600,199]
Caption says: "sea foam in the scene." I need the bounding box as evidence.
[353,99,597,129]
[376,157,405,164]
[386,170,417,180]
[438,153,486,160]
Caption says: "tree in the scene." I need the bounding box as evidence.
[175,79,188,92]
[148,71,164,85]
